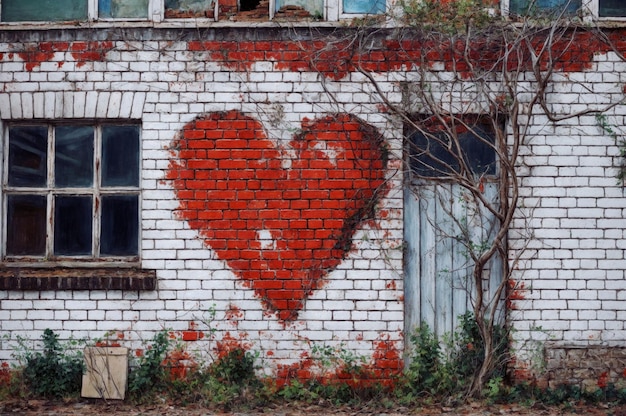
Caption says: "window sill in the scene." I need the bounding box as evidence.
[0,266,156,290]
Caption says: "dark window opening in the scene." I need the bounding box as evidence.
[407,116,497,179]
[4,122,140,262]
[508,0,581,16]
[599,0,626,17]
[239,0,262,12]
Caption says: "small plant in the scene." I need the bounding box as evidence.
[127,330,172,397]
[401,322,453,399]
[202,348,262,408]
[14,329,85,398]
[209,347,258,386]
[400,313,509,402]
[596,113,626,185]
[400,0,494,34]
[311,343,367,375]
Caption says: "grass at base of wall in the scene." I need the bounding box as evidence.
[4,326,626,411]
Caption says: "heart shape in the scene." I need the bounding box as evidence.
[167,110,387,321]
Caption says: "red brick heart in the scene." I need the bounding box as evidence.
[167,110,387,321]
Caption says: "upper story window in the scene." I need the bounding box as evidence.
[0,0,218,21]
[342,0,385,14]
[4,122,140,262]
[508,0,580,15]
[164,0,213,18]
[596,0,626,17]
[1,0,150,21]
[0,0,384,22]
[507,0,626,18]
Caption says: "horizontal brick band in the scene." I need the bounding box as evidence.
[0,267,156,291]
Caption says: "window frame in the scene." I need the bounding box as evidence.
[0,0,181,23]
[2,121,141,266]
[0,0,388,23]
[503,0,626,19]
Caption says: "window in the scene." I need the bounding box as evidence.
[508,0,581,16]
[598,0,626,17]
[99,0,150,19]
[407,117,497,179]
[1,0,88,22]
[507,0,626,18]
[0,0,330,21]
[0,0,386,22]
[275,0,324,19]
[342,0,385,14]
[164,0,214,18]
[1,0,149,21]
[4,123,140,261]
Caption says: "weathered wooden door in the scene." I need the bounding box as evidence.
[404,181,503,339]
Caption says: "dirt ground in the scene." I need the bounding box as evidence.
[2,400,626,416]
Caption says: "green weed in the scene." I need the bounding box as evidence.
[13,329,85,398]
[127,330,172,399]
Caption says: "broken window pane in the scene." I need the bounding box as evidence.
[100,195,139,256]
[54,196,93,256]
[343,0,385,14]
[1,0,88,22]
[275,0,323,19]
[508,0,581,15]
[599,0,626,17]
[55,126,94,188]
[98,0,149,18]
[165,0,214,18]
[101,125,140,187]
[8,126,48,188]
[6,195,47,256]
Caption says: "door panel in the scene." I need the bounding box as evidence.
[404,182,502,339]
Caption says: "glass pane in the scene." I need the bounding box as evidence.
[409,131,455,177]
[98,0,149,18]
[102,125,140,187]
[509,0,581,15]
[599,0,626,17]
[55,126,94,188]
[409,125,496,178]
[54,196,93,256]
[8,126,48,188]
[343,0,385,14]
[100,195,139,256]
[6,195,46,256]
[165,0,214,18]
[275,0,323,18]
[1,0,87,22]
[460,127,497,176]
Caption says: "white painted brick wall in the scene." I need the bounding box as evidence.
[0,28,622,382]
[507,50,626,377]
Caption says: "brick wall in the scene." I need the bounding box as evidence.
[0,26,624,386]
[0,27,406,383]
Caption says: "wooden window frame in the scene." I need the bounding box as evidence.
[503,0,626,19]
[2,121,141,267]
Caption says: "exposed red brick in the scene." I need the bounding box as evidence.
[167,110,387,321]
